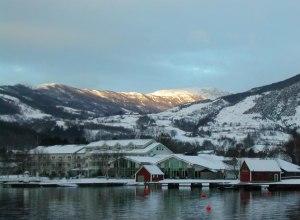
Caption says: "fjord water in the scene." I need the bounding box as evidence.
[0,187,299,220]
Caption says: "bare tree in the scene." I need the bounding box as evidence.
[112,149,124,178]
[99,153,111,178]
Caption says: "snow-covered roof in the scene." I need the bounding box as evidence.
[276,159,300,172]
[125,155,170,164]
[87,139,154,148]
[160,154,229,171]
[29,145,85,154]
[197,154,230,162]
[131,142,170,154]
[143,165,164,175]
[76,148,86,154]
[243,159,281,172]
[89,142,172,155]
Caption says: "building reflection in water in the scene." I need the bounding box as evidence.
[0,187,300,220]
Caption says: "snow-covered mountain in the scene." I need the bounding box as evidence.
[1,74,299,151]
[148,88,228,103]
[0,83,226,122]
[93,74,300,150]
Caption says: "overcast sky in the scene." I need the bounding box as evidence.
[0,0,299,93]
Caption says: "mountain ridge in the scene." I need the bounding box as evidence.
[93,74,300,150]
[0,83,227,121]
[0,74,299,151]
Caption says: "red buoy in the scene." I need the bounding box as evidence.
[205,204,212,213]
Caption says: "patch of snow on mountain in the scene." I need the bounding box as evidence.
[0,94,50,120]
[56,120,68,130]
[215,95,262,126]
[149,88,228,101]
[92,115,139,129]
[149,89,200,103]
[56,106,81,115]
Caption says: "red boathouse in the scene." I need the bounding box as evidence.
[135,165,164,182]
[240,159,281,182]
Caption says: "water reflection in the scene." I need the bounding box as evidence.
[0,187,299,220]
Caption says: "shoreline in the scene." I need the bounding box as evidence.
[1,177,300,191]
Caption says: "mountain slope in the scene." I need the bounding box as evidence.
[97,74,300,149]
[1,75,299,151]
[0,83,226,123]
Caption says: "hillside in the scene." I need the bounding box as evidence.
[95,74,300,150]
[0,84,226,122]
[0,75,299,151]
[0,84,227,148]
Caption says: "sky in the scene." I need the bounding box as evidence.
[0,0,300,93]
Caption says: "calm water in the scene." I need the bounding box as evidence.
[0,187,299,220]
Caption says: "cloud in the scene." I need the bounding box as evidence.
[0,0,299,92]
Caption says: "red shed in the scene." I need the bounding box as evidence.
[240,159,281,182]
[135,165,164,182]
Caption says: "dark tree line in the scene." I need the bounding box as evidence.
[156,133,202,155]
[136,115,156,131]
[283,129,300,165]
[0,121,88,149]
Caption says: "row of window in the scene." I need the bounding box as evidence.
[37,155,83,160]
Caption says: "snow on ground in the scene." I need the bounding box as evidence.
[0,94,50,120]
[85,92,295,149]
[0,175,49,182]
[56,120,68,129]
[156,101,212,119]
[1,175,300,186]
[90,114,139,129]
[215,95,262,126]
[148,89,201,103]
[84,129,101,141]
[56,106,81,115]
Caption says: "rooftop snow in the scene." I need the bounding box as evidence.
[276,159,300,172]
[125,155,170,164]
[243,158,281,172]
[89,142,172,155]
[87,139,154,148]
[142,165,164,175]
[29,145,85,154]
[162,154,229,171]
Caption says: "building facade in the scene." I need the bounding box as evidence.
[135,165,164,182]
[158,154,229,179]
[84,139,172,177]
[240,159,281,182]
[28,145,86,177]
